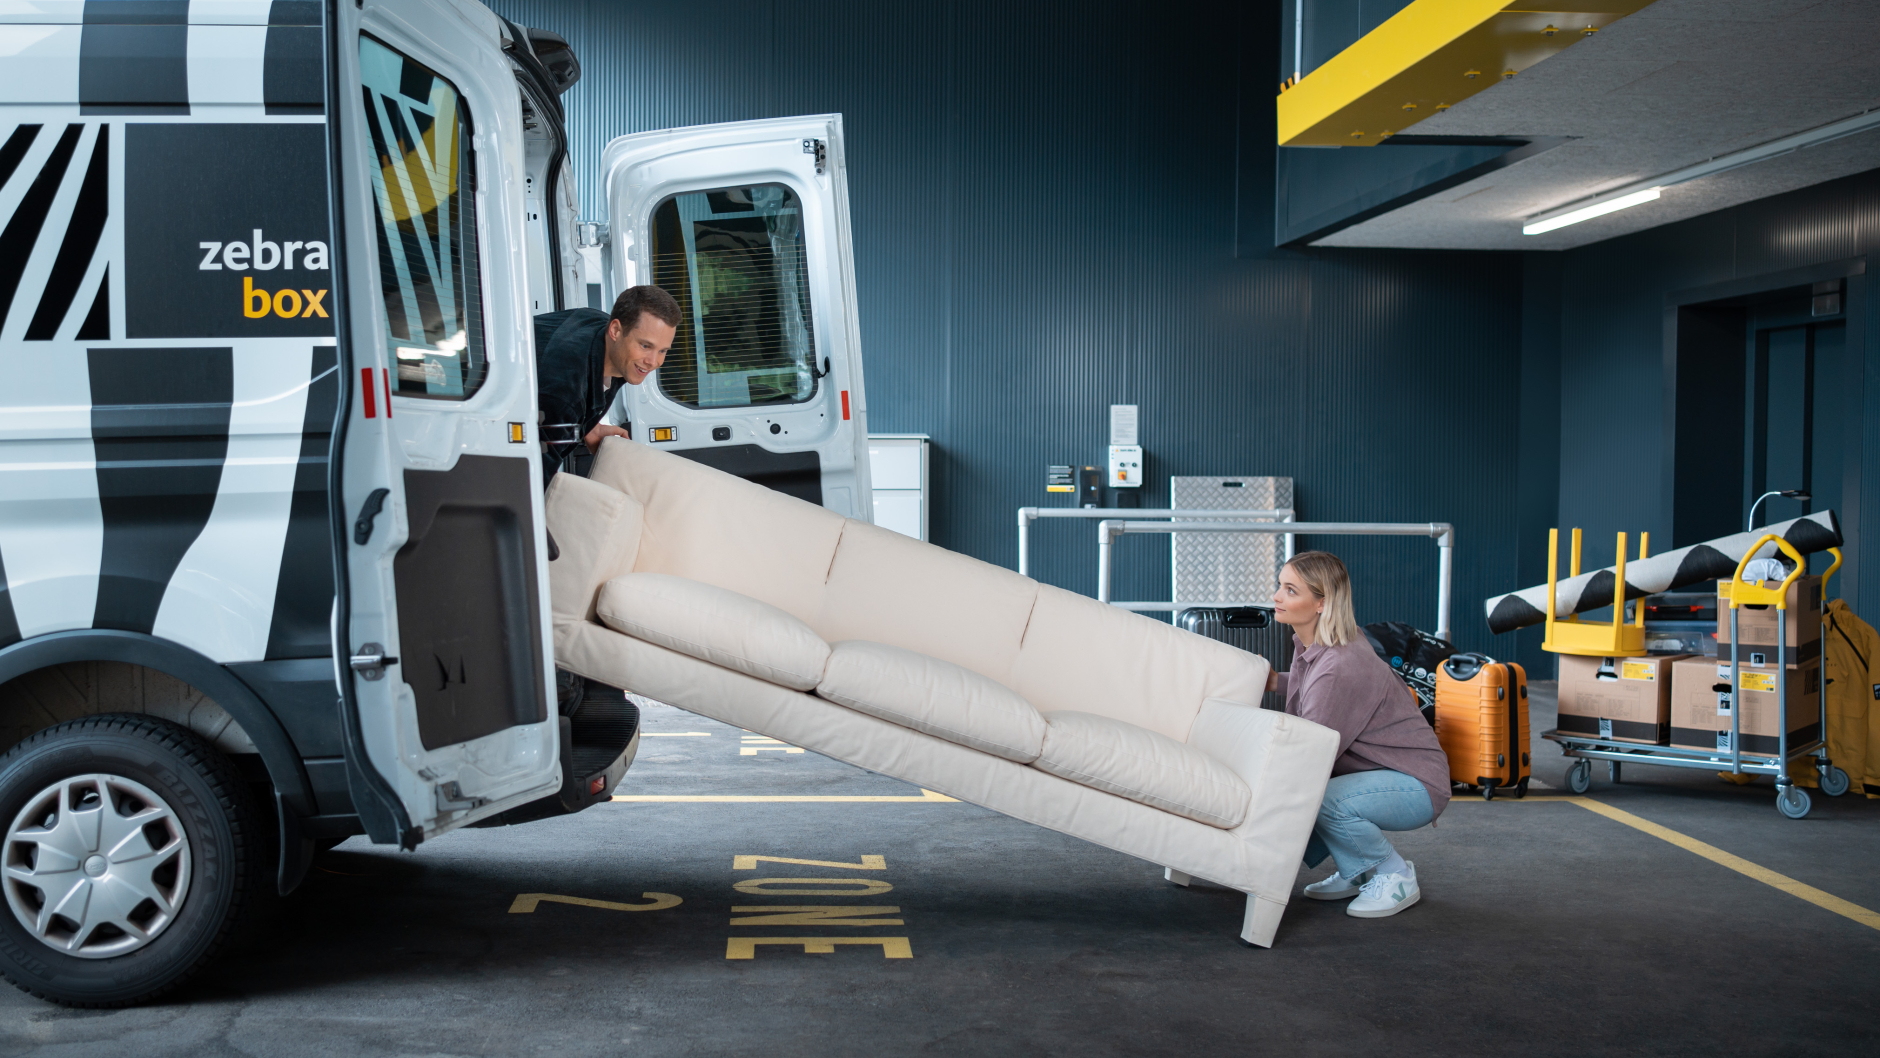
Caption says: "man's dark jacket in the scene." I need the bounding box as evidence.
[533,308,620,479]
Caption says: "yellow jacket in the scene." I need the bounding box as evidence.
[1815,599,1880,797]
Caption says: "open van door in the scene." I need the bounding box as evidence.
[327,0,561,845]
[598,117,873,518]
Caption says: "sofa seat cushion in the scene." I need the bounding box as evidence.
[596,573,830,690]
[818,641,1046,763]
[1033,711,1251,829]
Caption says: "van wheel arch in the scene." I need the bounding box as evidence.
[0,631,316,824]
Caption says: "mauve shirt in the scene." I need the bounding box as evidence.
[1274,634,1450,821]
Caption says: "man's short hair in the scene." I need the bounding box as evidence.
[611,285,682,333]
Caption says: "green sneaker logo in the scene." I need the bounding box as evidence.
[1392,884,1406,901]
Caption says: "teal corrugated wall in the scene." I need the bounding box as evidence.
[485,0,1536,655]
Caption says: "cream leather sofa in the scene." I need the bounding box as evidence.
[547,440,1340,947]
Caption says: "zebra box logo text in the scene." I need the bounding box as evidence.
[127,123,333,339]
[197,232,330,319]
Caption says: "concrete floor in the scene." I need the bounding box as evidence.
[2,683,1876,1056]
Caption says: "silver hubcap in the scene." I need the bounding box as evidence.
[3,774,192,958]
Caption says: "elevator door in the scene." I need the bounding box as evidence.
[1750,319,1845,563]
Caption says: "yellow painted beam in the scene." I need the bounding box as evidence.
[1277,0,1655,146]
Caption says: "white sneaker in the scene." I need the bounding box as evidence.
[1303,870,1368,901]
[1347,863,1420,918]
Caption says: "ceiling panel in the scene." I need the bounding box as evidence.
[1312,0,1880,249]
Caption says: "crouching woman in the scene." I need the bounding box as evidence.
[1266,551,1449,919]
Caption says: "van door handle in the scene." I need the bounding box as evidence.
[354,488,390,545]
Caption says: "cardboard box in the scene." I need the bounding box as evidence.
[1669,657,1820,755]
[1714,576,1822,666]
[1556,653,1689,744]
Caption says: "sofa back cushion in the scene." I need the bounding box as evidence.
[816,519,1039,683]
[1010,586,1269,743]
[544,473,645,626]
[588,438,846,624]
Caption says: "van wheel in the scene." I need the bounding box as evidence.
[0,715,264,1007]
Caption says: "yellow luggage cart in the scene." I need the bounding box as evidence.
[1542,536,1852,818]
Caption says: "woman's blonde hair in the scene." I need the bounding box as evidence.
[1283,551,1360,647]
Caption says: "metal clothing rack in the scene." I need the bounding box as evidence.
[1093,519,1457,643]
[1542,538,1851,819]
[1014,506,1295,578]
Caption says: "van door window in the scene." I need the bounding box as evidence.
[651,184,817,408]
[359,36,488,400]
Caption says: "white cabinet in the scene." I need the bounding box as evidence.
[868,434,929,541]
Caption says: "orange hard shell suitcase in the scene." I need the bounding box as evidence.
[1434,653,1530,800]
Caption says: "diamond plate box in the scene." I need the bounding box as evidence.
[1170,476,1295,606]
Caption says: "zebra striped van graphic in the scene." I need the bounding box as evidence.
[0,0,338,664]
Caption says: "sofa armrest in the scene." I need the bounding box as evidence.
[1188,697,1339,840]
[544,473,645,626]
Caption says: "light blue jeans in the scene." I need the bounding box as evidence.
[1302,769,1434,879]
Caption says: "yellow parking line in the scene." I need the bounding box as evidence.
[1455,794,1880,929]
[611,789,959,803]
[1561,796,1880,932]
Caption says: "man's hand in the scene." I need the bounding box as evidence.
[584,423,630,449]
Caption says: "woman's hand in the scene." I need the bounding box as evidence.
[1266,670,1278,693]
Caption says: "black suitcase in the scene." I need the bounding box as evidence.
[1176,607,1294,710]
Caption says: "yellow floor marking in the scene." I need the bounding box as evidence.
[729,906,904,926]
[732,854,886,871]
[739,746,805,755]
[733,877,894,896]
[726,937,911,959]
[508,892,683,913]
[1562,796,1880,933]
[611,789,959,803]
[641,732,712,737]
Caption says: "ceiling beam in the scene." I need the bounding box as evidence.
[1276,0,1654,148]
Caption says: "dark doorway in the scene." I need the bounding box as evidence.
[1673,278,1848,577]
[1748,313,1846,539]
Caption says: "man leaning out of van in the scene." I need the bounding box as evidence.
[533,285,681,480]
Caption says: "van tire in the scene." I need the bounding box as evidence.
[0,715,265,1007]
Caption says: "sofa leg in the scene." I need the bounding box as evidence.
[1238,894,1285,948]
[1164,867,1192,887]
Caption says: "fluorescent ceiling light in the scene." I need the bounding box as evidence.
[1523,188,1660,235]
[1522,107,1880,236]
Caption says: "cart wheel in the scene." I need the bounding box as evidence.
[1514,777,1529,799]
[1776,784,1812,820]
[1482,779,1498,802]
[1609,760,1622,784]
[1819,766,1850,798]
[1564,760,1592,795]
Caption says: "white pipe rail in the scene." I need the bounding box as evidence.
[1016,507,1294,577]
[1096,519,1457,642]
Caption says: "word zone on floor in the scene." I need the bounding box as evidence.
[726,854,911,960]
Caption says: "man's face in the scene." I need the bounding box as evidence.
[607,313,676,385]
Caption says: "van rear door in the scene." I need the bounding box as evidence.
[599,117,873,518]
[326,0,561,844]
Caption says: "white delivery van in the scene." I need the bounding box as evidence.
[0,0,870,1005]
